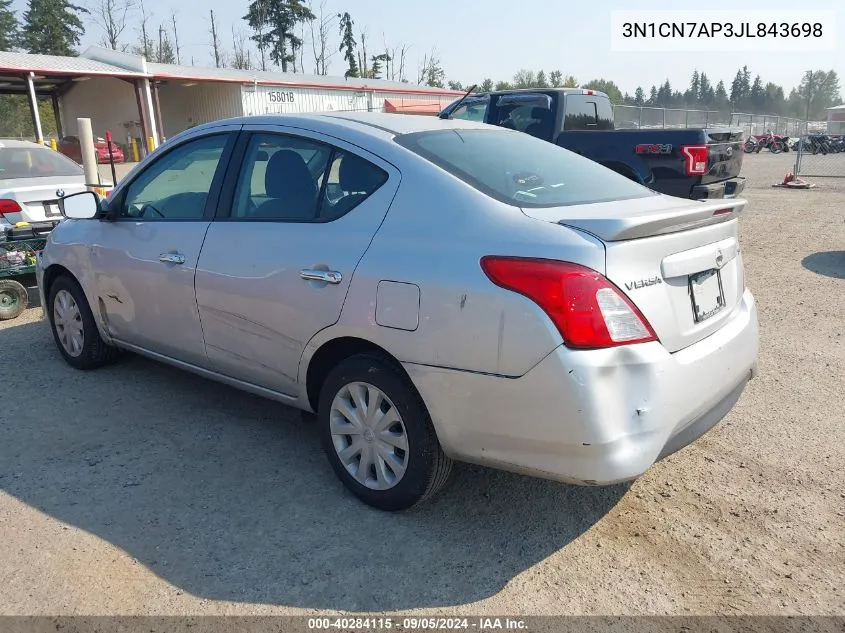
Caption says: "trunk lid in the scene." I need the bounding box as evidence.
[701,127,744,184]
[0,177,87,224]
[522,195,747,352]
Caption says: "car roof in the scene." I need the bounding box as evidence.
[197,111,495,140]
[0,139,51,149]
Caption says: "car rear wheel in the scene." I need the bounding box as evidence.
[318,353,453,511]
[47,275,119,370]
[0,279,28,320]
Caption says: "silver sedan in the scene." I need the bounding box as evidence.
[37,113,759,511]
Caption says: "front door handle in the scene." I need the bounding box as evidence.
[159,252,186,264]
[300,269,342,284]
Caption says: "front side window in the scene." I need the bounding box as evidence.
[395,128,654,208]
[231,133,388,222]
[118,133,229,220]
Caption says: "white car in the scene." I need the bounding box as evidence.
[0,139,90,233]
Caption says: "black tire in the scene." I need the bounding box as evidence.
[47,274,119,370]
[769,141,784,154]
[0,279,28,320]
[317,353,453,511]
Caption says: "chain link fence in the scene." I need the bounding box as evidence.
[612,105,724,129]
[611,106,823,139]
[792,120,845,178]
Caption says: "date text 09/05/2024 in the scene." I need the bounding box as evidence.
[621,22,823,38]
[307,617,528,630]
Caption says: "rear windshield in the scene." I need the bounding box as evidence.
[0,147,84,179]
[394,128,655,208]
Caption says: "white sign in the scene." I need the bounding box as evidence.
[611,10,836,52]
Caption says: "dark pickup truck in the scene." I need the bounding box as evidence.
[438,88,745,200]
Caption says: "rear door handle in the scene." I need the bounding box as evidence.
[159,253,186,264]
[300,269,342,284]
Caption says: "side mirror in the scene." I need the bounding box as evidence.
[59,191,101,220]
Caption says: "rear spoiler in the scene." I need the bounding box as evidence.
[558,199,747,242]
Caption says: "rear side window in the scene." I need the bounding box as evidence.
[395,129,654,208]
[0,147,83,179]
[564,95,614,131]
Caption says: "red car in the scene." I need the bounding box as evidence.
[57,136,126,164]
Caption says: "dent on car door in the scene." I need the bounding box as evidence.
[195,128,399,396]
[89,130,237,366]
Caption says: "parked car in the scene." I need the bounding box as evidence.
[38,113,759,511]
[0,139,90,234]
[58,135,126,164]
[439,88,746,200]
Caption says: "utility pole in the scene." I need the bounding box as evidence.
[158,25,163,63]
[210,10,221,68]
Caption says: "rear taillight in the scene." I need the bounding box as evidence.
[480,257,658,349]
[681,144,708,175]
[0,199,22,216]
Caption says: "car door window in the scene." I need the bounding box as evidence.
[117,133,229,220]
[317,149,388,221]
[232,133,332,221]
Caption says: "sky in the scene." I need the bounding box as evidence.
[11,0,845,100]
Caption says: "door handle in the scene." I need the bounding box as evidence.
[300,269,342,284]
[159,253,186,264]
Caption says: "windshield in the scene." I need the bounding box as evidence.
[395,128,656,208]
[0,146,84,179]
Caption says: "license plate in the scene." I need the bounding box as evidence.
[689,268,725,323]
[43,201,60,217]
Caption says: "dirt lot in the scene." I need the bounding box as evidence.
[0,152,842,616]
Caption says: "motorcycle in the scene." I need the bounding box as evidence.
[753,131,787,154]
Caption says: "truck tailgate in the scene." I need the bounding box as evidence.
[701,128,744,184]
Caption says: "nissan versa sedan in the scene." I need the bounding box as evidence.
[37,112,759,511]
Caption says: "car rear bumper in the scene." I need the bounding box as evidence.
[692,176,745,200]
[406,289,758,485]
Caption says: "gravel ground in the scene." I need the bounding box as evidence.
[0,151,842,616]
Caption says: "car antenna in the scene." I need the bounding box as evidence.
[441,84,478,119]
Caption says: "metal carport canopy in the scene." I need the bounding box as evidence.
[0,50,152,147]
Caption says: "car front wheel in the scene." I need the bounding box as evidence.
[47,274,119,370]
[318,354,453,511]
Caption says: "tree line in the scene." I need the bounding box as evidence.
[450,67,841,122]
[0,0,841,137]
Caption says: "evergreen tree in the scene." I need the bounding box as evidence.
[535,70,548,88]
[648,85,658,105]
[657,79,672,106]
[729,70,743,109]
[22,0,86,55]
[750,75,765,111]
[634,86,645,106]
[480,77,493,92]
[548,70,562,88]
[687,69,700,104]
[244,0,271,71]
[0,0,20,50]
[698,72,714,105]
[337,11,357,77]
